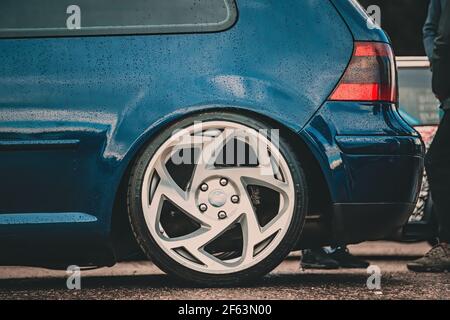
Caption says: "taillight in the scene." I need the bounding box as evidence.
[329,42,397,103]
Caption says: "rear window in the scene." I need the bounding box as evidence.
[0,0,237,38]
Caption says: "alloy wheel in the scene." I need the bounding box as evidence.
[140,121,296,274]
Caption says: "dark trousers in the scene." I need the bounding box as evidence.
[425,110,450,242]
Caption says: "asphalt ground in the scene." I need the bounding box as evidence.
[0,241,448,300]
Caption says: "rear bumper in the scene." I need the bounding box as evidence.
[302,102,425,204]
[336,137,424,204]
[299,101,425,245]
[332,203,415,244]
[331,141,423,244]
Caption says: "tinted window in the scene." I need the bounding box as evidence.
[0,0,237,38]
[398,68,440,125]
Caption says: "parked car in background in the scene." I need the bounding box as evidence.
[397,56,440,243]
[0,0,424,285]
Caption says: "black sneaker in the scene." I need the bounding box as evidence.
[329,247,370,269]
[407,243,450,273]
[301,249,340,269]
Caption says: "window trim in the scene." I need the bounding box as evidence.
[0,0,238,39]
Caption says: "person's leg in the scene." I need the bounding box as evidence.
[426,111,450,243]
[408,111,450,272]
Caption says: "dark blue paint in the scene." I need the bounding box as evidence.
[0,0,424,265]
[335,136,423,155]
[329,0,390,43]
[0,139,80,150]
[301,101,424,204]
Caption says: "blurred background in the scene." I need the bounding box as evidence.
[358,0,429,56]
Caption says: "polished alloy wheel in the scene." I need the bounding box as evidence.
[140,121,296,274]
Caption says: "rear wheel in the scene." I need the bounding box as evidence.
[127,112,307,285]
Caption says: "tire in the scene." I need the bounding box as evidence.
[127,111,308,286]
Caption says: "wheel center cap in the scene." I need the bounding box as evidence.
[208,189,227,208]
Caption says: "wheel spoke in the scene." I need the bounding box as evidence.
[165,129,213,150]
[153,159,189,204]
[147,160,211,226]
[160,215,243,270]
[239,192,263,263]
[185,248,227,270]
[204,166,289,196]
[190,129,235,190]
[162,213,241,249]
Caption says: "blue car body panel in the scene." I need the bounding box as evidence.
[0,0,424,265]
[303,102,423,203]
[329,0,390,42]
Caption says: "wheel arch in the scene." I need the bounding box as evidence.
[109,106,332,260]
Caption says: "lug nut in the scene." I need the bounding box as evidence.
[199,203,208,212]
[200,183,208,192]
[219,178,228,186]
[231,195,239,204]
[218,211,227,219]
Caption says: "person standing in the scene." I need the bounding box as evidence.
[408,1,450,272]
[423,0,448,61]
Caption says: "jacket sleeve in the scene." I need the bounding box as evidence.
[424,0,442,61]
[432,2,450,101]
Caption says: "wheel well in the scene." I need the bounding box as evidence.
[245,111,332,217]
[110,108,332,260]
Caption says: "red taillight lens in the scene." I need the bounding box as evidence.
[329,42,397,103]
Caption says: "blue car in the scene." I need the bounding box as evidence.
[0,0,424,285]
